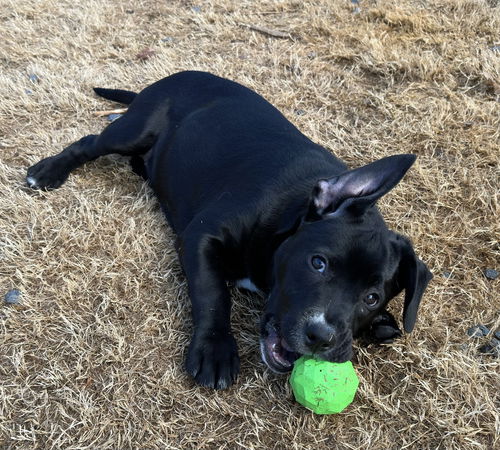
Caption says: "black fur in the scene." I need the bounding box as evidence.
[27,71,432,389]
[93,87,137,105]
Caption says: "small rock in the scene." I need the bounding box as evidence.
[4,289,21,304]
[28,73,40,83]
[478,338,500,356]
[107,113,123,122]
[484,268,498,280]
[466,324,490,338]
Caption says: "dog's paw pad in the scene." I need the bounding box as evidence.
[361,310,402,345]
[372,324,402,343]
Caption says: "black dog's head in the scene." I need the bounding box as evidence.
[260,154,432,373]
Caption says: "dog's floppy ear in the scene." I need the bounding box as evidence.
[391,235,433,333]
[307,154,416,220]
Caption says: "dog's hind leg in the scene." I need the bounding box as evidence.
[26,99,170,190]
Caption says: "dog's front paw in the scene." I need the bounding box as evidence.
[26,156,71,190]
[186,329,240,390]
[363,311,402,345]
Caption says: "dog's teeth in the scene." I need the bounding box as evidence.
[272,350,292,368]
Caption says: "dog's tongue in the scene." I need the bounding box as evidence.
[265,327,299,369]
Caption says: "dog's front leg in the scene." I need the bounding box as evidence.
[178,226,240,390]
[360,310,402,345]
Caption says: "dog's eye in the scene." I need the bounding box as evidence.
[311,256,327,273]
[364,293,380,308]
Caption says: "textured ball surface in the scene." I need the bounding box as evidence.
[289,356,359,414]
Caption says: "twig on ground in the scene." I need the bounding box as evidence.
[242,24,291,39]
[94,108,128,117]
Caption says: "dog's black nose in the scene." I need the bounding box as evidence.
[304,320,336,352]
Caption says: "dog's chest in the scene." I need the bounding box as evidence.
[235,278,264,296]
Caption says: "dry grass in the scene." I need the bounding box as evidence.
[1,0,499,448]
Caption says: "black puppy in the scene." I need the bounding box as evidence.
[27,71,432,389]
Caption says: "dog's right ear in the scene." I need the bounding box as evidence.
[306,154,416,221]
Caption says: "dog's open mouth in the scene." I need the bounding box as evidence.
[260,317,300,373]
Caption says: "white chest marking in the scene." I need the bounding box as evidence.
[235,278,263,295]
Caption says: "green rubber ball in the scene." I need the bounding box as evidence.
[289,356,359,414]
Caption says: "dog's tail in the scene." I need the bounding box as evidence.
[93,87,138,105]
